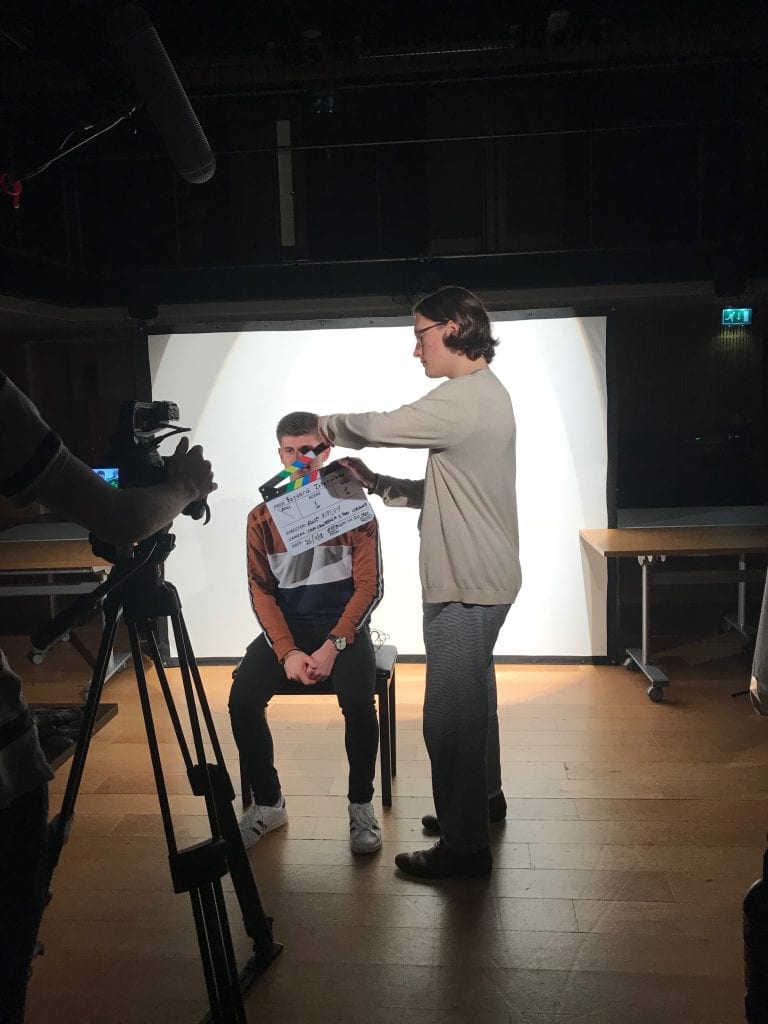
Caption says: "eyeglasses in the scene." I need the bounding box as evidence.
[414,321,447,344]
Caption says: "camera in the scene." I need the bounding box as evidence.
[106,399,210,523]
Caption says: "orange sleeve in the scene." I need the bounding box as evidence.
[246,508,297,663]
[330,517,384,644]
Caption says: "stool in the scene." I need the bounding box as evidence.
[239,643,398,808]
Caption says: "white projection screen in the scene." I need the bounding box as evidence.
[149,313,608,660]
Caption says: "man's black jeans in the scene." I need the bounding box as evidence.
[229,625,378,806]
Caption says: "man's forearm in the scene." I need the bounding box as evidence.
[102,481,199,542]
[31,452,199,545]
[321,390,466,452]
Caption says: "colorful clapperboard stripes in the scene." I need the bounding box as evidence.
[277,449,321,491]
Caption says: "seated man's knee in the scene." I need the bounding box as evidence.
[339,696,377,720]
[229,661,271,716]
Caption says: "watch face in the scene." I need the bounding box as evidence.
[332,635,347,651]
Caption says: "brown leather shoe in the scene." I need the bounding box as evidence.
[395,839,492,879]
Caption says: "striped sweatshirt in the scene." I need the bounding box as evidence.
[0,372,65,807]
[246,502,383,662]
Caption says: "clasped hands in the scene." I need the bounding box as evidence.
[283,640,339,686]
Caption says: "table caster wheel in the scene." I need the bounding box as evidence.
[28,652,45,665]
[647,685,664,703]
[623,657,638,671]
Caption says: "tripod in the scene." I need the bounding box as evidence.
[40,530,282,1023]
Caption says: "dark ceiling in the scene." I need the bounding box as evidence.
[2,0,766,97]
[1,1,767,310]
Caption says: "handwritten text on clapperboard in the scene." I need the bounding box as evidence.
[266,464,374,555]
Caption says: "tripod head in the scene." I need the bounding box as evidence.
[30,528,178,653]
[90,525,176,574]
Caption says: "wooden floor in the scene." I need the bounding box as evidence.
[8,629,768,1024]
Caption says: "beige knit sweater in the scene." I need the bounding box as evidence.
[321,368,521,605]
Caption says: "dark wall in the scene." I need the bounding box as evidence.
[0,326,150,524]
[0,326,150,632]
[613,303,767,509]
[2,57,766,305]
[609,301,768,655]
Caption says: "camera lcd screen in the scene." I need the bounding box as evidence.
[92,466,120,487]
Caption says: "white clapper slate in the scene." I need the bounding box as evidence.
[266,463,374,555]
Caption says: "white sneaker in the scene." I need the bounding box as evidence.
[238,797,288,849]
[349,801,382,854]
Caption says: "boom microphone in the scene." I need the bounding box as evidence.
[106,3,216,184]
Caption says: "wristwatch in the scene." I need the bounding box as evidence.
[327,634,347,652]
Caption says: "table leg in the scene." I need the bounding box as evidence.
[641,556,650,666]
[723,553,755,639]
[624,554,669,701]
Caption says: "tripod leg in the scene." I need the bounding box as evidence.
[137,620,195,777]
[126,620,181,850]
[127,621,248,1023]
[176,608,228,767]
[47,593,124,878]
[190,882,247,1024]
[210,880,247,1022]
[207,764,283,969]
[189,888,223,1020]
[164,606,282,969]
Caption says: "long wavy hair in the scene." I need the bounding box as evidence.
[413,285,498,364]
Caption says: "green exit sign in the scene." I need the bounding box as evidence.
[721,307,752,326]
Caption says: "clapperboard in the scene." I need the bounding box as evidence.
[259,448,374,555]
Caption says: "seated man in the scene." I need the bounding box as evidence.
[229,411,384,854]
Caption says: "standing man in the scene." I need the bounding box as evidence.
[319,285,521,880]
[229,412,384,855]
[0,371,217,1024]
